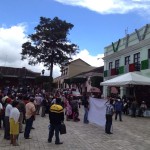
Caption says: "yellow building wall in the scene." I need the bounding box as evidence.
[68,59,95,78]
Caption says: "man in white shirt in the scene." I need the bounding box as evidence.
[35,94,43,115]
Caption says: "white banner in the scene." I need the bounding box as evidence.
[88,97,107,127]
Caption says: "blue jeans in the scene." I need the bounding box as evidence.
[48,124,61,143]
[84,108,89,123]
[24,116,34,138]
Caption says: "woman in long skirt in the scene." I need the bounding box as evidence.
[9,101,20,146]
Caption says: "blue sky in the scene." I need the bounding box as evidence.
[0,0,150,77]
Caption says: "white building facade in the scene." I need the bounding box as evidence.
[103,24,150,97]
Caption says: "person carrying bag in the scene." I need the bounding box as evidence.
[48,98,64,145]
[60,122,66,134]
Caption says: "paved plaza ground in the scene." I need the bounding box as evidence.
[0,106,150,150]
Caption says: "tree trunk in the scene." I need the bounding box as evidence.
[49,57,54,93]
[50,62,53,78]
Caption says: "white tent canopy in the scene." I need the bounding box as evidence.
[100,72,150,86]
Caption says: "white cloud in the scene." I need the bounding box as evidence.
[72,49,104,67]
[0,25,27,63]
[53,49,104,78]
[54,0,150,14]
[0,25,61,77]
[0,25,103,78]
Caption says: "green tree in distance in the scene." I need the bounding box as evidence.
[21,17,79,91]
[64,78,87,93]
[91,76,103,92]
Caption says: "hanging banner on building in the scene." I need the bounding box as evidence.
[88,97,107,127]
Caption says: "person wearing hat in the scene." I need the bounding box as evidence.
[24,97,36,139]
[4,98,12,140]
[48,97,64,144]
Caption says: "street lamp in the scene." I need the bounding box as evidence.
[42,69,45,75]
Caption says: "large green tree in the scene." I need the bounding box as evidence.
[21,17,79,91]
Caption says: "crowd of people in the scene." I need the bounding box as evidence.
[1,85,147,146]
[0,86,37,146]
[0,86,90,146]
[108,94,148,117]
[105,95,148,134]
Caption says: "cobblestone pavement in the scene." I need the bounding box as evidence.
[0,106,150,150]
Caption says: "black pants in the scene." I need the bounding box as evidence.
[48,124,61,143]
[105,114,112,133]
[4,116,10,139]
[123,107,129,115]
[115,111,122,121]
[41,106,46,117]
[24,116,34,138]
[131,108,136,117]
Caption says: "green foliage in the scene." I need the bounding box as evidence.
[64,78,87,84]
[64,77,87,88]
[91,76,103,88]
[35,76,53,84]
[70,78,87,84]
[70,78,87,93]
[52,82,58,89]
[64,79,71,85]
[0,73,3,79]
[21,17,78,69]
[21,16,79,91]
[43,82,56,92]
